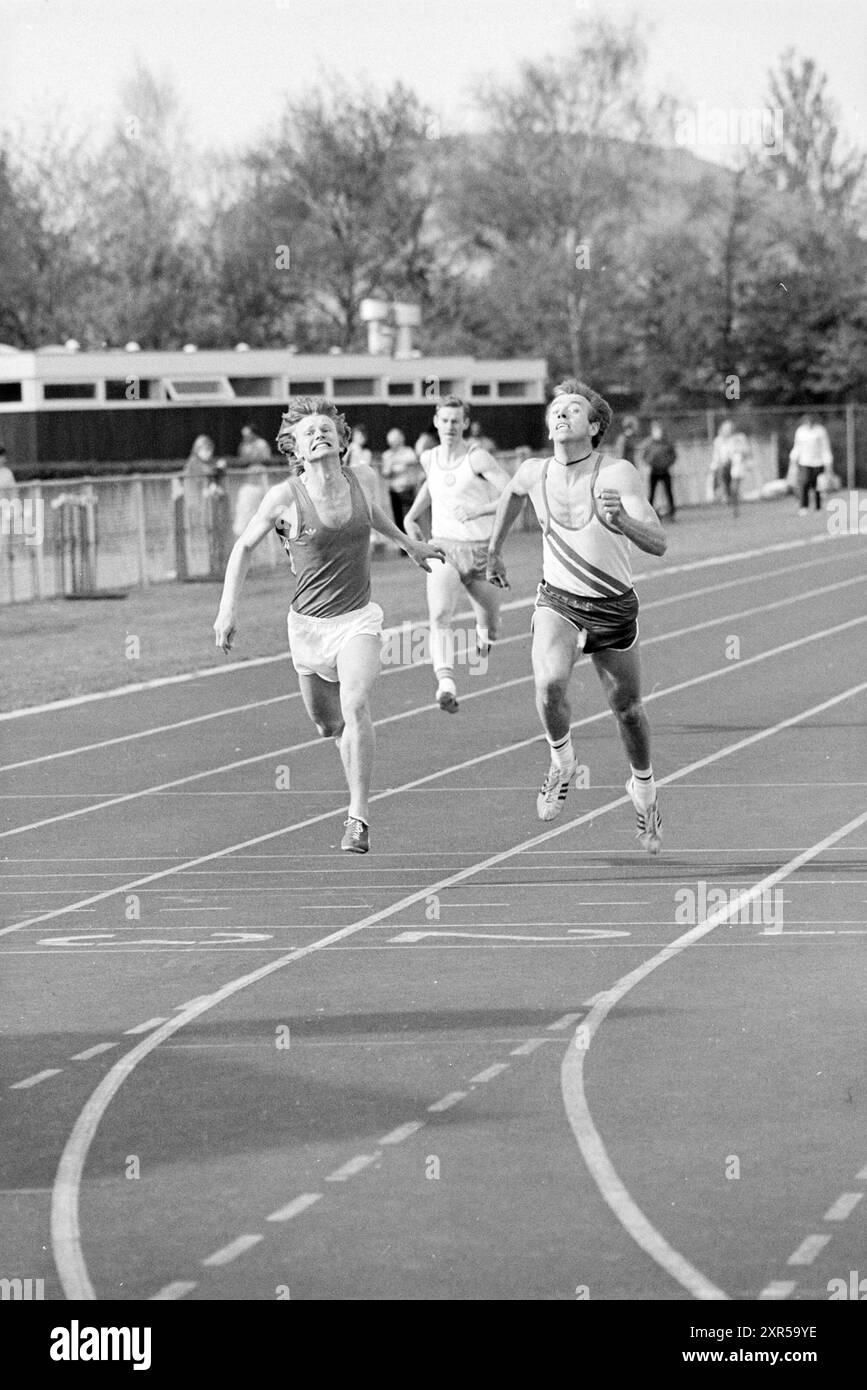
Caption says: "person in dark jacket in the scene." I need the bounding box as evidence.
[641,420,677,520]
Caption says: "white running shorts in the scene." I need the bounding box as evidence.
[287,601,384,682]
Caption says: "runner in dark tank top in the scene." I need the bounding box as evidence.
[214,396,444,854]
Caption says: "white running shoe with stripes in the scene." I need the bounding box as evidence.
[537,758,577,821]
[626,778,662,854]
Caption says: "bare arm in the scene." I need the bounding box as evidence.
[404,479,432,539]
[485,460,540,588]
[354,465,445,570]
[214,483,296,651]
[596,462,667,557]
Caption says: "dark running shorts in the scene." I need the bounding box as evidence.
[433,537,491,585]
[534,580,639,654]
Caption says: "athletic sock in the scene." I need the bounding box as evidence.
[630,765,656,810]
[547,733,575,770]
[435,670,456,696]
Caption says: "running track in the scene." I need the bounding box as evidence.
[2,508,866,1302]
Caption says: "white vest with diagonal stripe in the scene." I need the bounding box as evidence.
[530,454,633,599]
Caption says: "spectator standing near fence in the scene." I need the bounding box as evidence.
[641,420,677,521]
[346,426,372,469]
[0,445,15,491]
[613,416,639,466]
[789,414,832,514]
[238,425,271,465]
[233,462,269,538]
[381,428,423,529]
[469,420,497,454]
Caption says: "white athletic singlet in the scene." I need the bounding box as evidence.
[529,454,633,600]
[425,444,494,542]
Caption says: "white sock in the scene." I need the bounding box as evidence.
[548,733,575,770]
[436,673,456,696]
[630,766,656,809]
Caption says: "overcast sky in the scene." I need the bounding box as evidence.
[3,0,864,159]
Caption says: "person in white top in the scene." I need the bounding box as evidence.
[404,396,512,712]
[486,378,667,852]
[789,414,832,513]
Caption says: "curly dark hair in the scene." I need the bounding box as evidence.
[546,378,613,445]
[275,396,351,464]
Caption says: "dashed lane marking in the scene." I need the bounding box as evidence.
[787,1235,832,1266]
[123,1018,170,1034]
[378,1122,425,1146]
[325,1154,382,1183]
[427,1092,468,1113]
[70,1044,117,1062]
[510,1039,550,1056]
[758,1282,797,1300]
[469,1063,511,1084]
[823,1193,863,1221]
[201,1234,263,1268]
[10,1069,63,1090]
[266,1193,323,1223]
[150,1281,198,1301]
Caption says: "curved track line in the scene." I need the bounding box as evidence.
[3,572,863,839]
[561,806,867,1301]
[4,609,866,942]
[50,678,867,1299]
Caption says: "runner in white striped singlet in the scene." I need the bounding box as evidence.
[404,396,511,712]
[214,396,444,854]
[486,379,667,853]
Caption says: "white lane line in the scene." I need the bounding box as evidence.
[469,1063,511,1084]
[201,1234,264,1267]
[823,1192,863,1221]
[378,1121,425,1146]
[150,1280,198,1301]
[266,1193,323,1222]
[787,1235,832,1266]
[427,1092,468,1113]
[758,1281,797,1300]
[855,1162,867,1181]
[123,1017,169,1035]
[548,1012,584,1031]
[48,680,867,1300]
[70,1043,117,1062]
[5,569,863,843]
[510,1039,549,1056]
[561,802,867,1303]
[8,611,867,948]
[10,1068,63,1089]
[325,1153,382,1183]
[2,530,850,724]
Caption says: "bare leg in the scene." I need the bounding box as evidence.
[426,559,464,692]
[591,642,652,769]
[465,574,502,648]
[335,633,381,823]
[531,606,579,744]
[297,672,344,739]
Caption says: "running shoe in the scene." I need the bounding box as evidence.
[626,779,662,855]
[437,686,460,714]
[341,817,369,854]
[536,759,577,821]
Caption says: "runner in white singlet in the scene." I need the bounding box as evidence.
[404,396,511,712]
[486,378,668,853]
